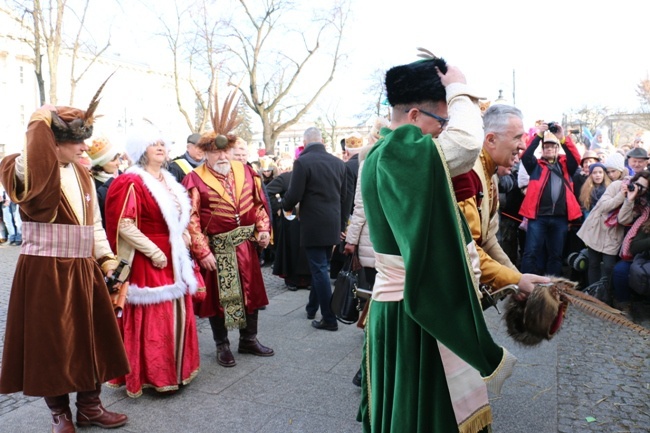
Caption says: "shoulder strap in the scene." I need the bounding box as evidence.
[175,158,193,175]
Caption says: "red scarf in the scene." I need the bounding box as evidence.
[620,203,650,260]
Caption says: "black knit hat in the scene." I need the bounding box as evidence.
[385,57,448,107]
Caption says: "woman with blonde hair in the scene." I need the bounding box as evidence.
[105,124,202,397]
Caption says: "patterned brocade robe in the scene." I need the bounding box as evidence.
[183,161,271,318]
[0,108,129,397]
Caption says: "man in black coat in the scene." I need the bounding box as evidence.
[282,127,347,331]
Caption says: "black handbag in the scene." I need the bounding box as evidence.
[330,253,362,324]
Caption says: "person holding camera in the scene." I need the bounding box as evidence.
[519,123,582,276]
[610,170,650,309]
[577,166,638,299]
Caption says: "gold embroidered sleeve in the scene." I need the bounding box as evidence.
[253,178,271,233]
[187,187,212,260]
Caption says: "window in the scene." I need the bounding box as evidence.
[19,66,23,84]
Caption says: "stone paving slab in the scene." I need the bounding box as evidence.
[0,246,649,433]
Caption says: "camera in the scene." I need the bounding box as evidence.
[548,122,559,133]
[627,184,636,192]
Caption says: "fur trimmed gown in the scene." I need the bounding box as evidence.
[105,167,200,397]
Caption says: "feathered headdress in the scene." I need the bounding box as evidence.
[196,86,242,152]
[50,72,114,142]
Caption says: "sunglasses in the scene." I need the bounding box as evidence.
[405,109,449,128]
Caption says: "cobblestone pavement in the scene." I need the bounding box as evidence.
[1,243,649,432]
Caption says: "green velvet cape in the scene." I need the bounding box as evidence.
[359,124,503,432]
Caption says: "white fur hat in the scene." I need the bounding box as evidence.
[125,123,169,164]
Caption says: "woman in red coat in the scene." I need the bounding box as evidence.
[105,124,202,397]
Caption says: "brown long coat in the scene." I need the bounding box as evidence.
[0,108,129,397]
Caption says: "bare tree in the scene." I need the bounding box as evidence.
[636,74,650,109]
[227,0,349,155]
[633,75,650,130]
[159,0,228,134]
[354,68,387,124]
[68,0,110,105]
[315,107,340,152]
[234,98,254,144]
[10,0,106,105]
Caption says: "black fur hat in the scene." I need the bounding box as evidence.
[385,57,448,107]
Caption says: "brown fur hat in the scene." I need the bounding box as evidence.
[504,278,573,346]
[195,132,237,152]
[50,73,113,143]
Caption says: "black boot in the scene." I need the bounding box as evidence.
[209,315,236,366]
[239,310,274,356]
[44,395,75,433]
[352,368,362,387]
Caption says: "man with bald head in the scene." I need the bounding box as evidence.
[282,127,347,331]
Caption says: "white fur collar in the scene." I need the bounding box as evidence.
[123,165,197,305]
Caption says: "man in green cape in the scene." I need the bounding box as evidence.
[358,53,518,433]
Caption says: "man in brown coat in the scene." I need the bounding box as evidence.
[0,103,130,432]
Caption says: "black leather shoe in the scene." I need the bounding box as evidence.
[306,312,316,320]
[352,368,362,387]
[311,319,338,331]
[238,339,274,357]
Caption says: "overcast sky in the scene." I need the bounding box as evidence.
[102,0,647,129]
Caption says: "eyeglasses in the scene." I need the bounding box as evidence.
[405,109,449,128]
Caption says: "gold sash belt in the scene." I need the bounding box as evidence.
[208,224,255,330]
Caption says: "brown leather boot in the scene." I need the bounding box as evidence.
[216,343,236,367]
[238,338,275,356]
[44,395,75,433]
[75,385,127,428]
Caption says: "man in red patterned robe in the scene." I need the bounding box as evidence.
[183,133,274,367]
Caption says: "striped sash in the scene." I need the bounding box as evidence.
[20,222,93,258]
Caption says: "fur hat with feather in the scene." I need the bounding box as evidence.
[50,73,114,143]
[503,278,573,346]
[196,87,242,152]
